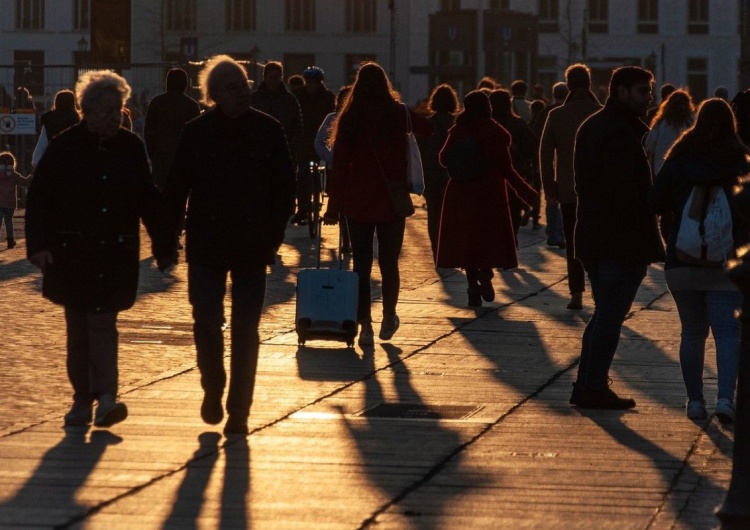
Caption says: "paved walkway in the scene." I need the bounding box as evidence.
[0,203,734,529]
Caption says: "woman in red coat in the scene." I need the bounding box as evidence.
[437,90,537,307]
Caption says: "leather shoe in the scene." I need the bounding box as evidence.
[201,391,224,425]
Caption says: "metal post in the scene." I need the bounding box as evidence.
[717,259,750,529]
[388,0,396,81]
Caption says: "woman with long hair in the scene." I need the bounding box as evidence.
[437,90,537,307]
[324,62,431,346]
[645,89,695,174]
[649,98,750,422]
[421,83,459,260]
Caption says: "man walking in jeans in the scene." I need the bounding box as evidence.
[571,66,664,409]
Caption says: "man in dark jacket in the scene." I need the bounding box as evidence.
[571,66,664,410]
[291,66,335,224]
[161,55,296,435]
[540,64,602,309]
[144,68,201,189]
[250,61,303,163]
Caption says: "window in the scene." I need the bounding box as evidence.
[538,0,559,33]
[440,0,461,10]
[165,0,196,31]
[16,0,44,30]
[688,0,708,35]
[637,0,658,34]
[587,0,608,34]
[286,0,315,31]
[345,0,376,33]
[686,57,707,100]
[226,0,255,31]
[73,0,89,30]
[14,50,44,99]
[284,53,316,79]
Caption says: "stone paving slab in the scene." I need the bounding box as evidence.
[0,205,735,529]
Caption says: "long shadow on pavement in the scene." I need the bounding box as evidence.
[338,343,477,530]
[0,428,122,528]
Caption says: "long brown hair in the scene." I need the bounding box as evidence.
[327,62,401,149]
[650,89,694,129]
[666,98,749,162]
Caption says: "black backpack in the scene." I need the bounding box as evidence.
[444,137,486,181]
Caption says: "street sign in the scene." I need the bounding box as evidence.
[0,109,37,135]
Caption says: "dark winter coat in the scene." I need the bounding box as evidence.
[163,107,296,268]
[436,117,538,270]
[293,85,336,164]
[574,98,665,264]
[328,106,431,224]
[143,90,201,188]
[649,153,750,269]
[250,81,303,160]
[40,108,80,139]
[25,122,163,313]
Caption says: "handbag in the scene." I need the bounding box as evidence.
[371,142,415,218]
[404,104,425,195]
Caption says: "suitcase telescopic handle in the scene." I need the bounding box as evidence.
[315,217,346,270]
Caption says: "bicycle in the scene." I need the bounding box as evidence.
[305,160,326,239]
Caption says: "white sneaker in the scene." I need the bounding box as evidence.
[358,323,374,346]
[685,399,707,420]
[715,398,735,423]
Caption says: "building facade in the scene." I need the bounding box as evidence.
[0,0,747,112]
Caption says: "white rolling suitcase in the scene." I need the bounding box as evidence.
[295,221,359,347]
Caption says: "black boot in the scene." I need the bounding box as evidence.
[7,239,15,249]
[467,287,482,307]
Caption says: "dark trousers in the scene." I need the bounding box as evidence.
[64,307,119,403]
[577,259,647,390]
[348,218,405,323]
[188,263,266,418]
[561,202,586,295]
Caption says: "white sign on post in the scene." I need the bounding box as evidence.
[0,112,37,135]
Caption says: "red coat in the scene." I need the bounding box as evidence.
[328,106,431,223]
[436,118,537,269]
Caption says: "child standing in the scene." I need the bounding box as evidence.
[0,151,31,249]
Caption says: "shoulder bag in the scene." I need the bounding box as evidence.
[371,141,415,218]
[404,104,425,195]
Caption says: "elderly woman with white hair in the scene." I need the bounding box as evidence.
[25,70,167,429]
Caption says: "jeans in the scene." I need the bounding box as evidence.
[188,263,266,418]
[670,289,740,402]
[545,202,564,243]
[561,202,586,295]
[347,217,405,323]
[64,307,119,403]
[577,260,647,390]
[0,207,14,242]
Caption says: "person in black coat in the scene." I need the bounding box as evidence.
[144,68,201,189]
[161,55,296,435]
[25,70,166,428]
[571,66,665,410]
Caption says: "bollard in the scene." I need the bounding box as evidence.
[716,259,750,529]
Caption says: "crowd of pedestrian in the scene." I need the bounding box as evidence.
[5,54,749,435]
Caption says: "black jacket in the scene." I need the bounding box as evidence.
[293,85,336,163]
[25,122,164,312]
[574,98,664,264]
[143,91,201,188]
[163,106,296,268]
[250,81,303,160]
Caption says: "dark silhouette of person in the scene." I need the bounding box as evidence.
[144,68,201,189]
